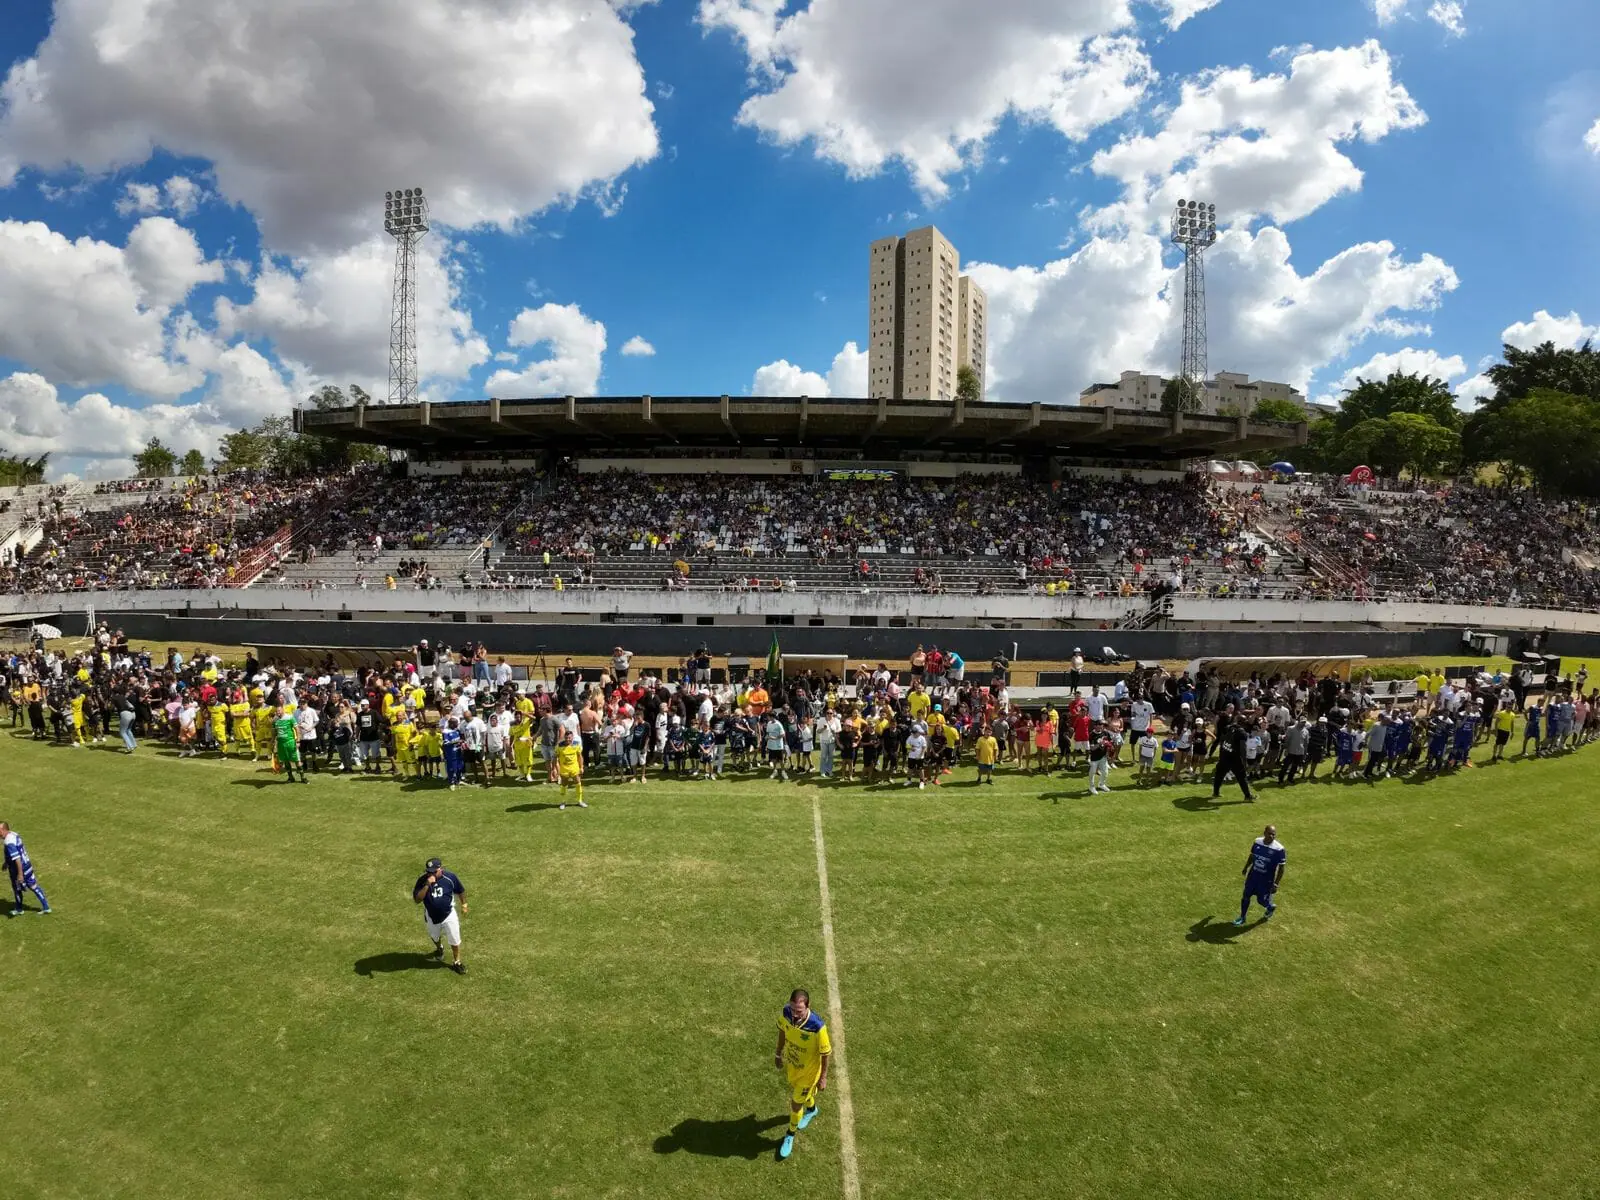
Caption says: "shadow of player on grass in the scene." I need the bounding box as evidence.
[354,951,448,976]
[1187,915,1260,943]
[653,1114,788,1159]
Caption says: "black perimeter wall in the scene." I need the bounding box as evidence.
[54,611,1600,664]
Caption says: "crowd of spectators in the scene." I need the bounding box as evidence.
[1263,484,1600,609]
[3,464,1599,611]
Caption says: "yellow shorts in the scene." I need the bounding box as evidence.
[558,770,581,787]
[787,1072,821,1108]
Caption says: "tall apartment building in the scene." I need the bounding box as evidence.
[868,226,986,402]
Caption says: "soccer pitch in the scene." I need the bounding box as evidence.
[4,734,1599,1200]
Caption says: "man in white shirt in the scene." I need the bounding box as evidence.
[1085,688,1106,722]
[494,657,514,688]
[1129,698,1154,737]
[905,729,930,789]
[295,702,320,773]
[463,710,489,787]
[1112,678,1129,703]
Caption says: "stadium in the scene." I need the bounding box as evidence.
[4,389,1600,1198]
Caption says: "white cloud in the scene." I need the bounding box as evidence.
[1089,41,1426,232]
[752,359,827,396]
[0,0,659,252]
[0,218,214,397]
[699,0,1155,200]
[968,227,1457,402]
[1500,309,1599,350]
[1455,373,1495,408]
[1425,0,1465,36]
[1587,118,1600,154]
[620,335,656,357]
[1372,0,1407,23]
[0,373,239,467]
[215,236,489,395]
[749,341,867,397]
[115,175,208,218]
[485,303,608,396]
[1319,348,1468,402]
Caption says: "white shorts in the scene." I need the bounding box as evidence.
[424,909,461,948]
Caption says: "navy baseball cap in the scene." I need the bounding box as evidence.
[425,857,442,872]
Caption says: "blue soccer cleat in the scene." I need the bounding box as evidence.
[778,1134,795,1160]
[1232,916,1246,926]
[797,1105,818,1130]
[1263,904,1276,921]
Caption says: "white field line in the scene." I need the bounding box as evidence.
[811,793,862,1200]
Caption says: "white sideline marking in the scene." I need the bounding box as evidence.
[811,793,862,1200]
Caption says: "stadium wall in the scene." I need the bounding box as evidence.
[35,613,1504,664]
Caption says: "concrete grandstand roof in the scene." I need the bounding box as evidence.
[296,395,1305,460]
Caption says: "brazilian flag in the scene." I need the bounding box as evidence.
[766,632,781,681]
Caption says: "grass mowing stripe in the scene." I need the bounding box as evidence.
[812,793,861,1200]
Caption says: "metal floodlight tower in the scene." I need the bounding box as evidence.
[1170,198,1217,390]
[384,187,429,406]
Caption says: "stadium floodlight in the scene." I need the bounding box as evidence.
[384,187,429,406]
[1171,198,1218,390]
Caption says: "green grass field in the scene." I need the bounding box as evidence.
[4,729,1599,1200]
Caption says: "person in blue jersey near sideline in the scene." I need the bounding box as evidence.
[1234,824,1286,926]
[2,821,51,916]
[1520,699,1542,759]
[1449,703,1479,769]
[441,717,465,789]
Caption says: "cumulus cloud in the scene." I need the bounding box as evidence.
[0,372,242,467]
[0,218,218,398]
[968,227,1456,402]
[620,335,657,357]
[485,303,608,396]
[0,0,659,252]
[699,0,1155,200]
[215,236,489,395]
[1500,309,1599,350]
[1316,348,1468,404]
[1089,41,1426,232]
[1587,118,1600,154]
[1425,0,1466,36]
[750,341,867,396]
[115,175,208,218]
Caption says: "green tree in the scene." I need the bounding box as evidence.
[0,452,49,487]
[135,437,177,478]
[1335,372,1459,434]
[1462,340,1600,465]
[1160,375,1203,414]
[1485,389,1600,494]
[216,428,271,472]
[1386,412,1461,478]
[349,383,373,406]
[955,364,981,405]
[1215,401,1245,419]
[179,448,207,476]
[1252,397,1307,424]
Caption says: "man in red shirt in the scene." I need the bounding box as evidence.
[1069,704,1092,769]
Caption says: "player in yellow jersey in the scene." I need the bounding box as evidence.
[70,689,88,747]
[419,723,443,780]
[228,692,254,758]
[392,712,417,778]
[773,988,831,1160]
[209,698,230,756]
[974,724,998,785]
[253,702,276,763]
[512,716,536,782]
[554,728,587,810]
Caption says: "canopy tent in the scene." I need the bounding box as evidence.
[776,652,850,680]
[1185,654,1367,682]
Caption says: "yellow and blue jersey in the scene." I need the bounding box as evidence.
[778,1005,831,1081]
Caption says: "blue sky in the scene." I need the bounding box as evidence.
[0,0,1597,478]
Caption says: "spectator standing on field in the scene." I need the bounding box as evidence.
[413,856,467,974]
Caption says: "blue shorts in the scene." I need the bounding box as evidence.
[1244,877,1276,905]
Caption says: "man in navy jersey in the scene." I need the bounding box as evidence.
[2,821,51,915]
[1234,824,1285,926]
[413,857,467,974]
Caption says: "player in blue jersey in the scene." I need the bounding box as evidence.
[1,822,51,915]
[412,856,467,974]
[441,718,465,789]
[1449,705,1478,768]
[1388,711,1413,775]
[1425,714,1452,771]
[1521,700,1542,758]
[1234,824,1286,926]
